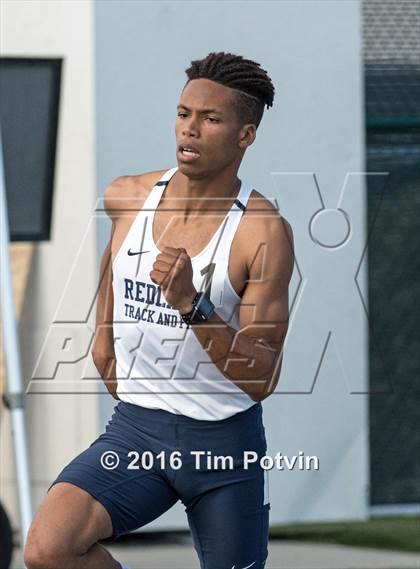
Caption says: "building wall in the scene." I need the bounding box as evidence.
[1,0,98,532]
[95,0,369,527]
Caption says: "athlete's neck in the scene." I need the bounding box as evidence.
[166,168,241,216]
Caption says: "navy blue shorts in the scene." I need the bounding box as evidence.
[48,401,270,569]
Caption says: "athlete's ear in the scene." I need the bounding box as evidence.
[238,123,256,149]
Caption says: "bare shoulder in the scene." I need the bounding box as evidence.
[243,188,294,249]
[236,188,295,284]
[103,169,168,219]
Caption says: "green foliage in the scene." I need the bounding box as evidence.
[270,516,420,552]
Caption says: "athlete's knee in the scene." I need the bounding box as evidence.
[24,538,62,569]
[24,522,76,569]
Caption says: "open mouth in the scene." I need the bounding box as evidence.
[178,145,201,160]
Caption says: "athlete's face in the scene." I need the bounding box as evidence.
[175,78,255,177]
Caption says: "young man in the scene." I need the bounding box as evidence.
[24,52,294,569]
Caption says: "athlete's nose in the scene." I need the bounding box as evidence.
[182,127,199,138]
[182,116,200,138]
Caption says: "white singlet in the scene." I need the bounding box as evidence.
[112,166,257,420]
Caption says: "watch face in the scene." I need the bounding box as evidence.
[193,293,215,322]
[180,293,215,326]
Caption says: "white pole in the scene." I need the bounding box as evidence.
[0,130,33,551]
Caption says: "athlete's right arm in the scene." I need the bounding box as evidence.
[91,172,165,399]
[91,177,126,400]
[91,229,119,400]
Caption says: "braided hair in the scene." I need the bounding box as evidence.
[185,52,275,129]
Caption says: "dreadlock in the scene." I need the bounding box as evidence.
[185,52,275,129]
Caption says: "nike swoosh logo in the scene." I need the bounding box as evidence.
[231,563,256,569]
[127,249,150,256]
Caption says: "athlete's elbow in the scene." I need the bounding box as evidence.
[247,383,272,403]
[92,344,115,368]
[251,388,272,403]
[257,390,271,403]
[254,372,280,402]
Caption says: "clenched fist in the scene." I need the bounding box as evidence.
[149,246,197,314]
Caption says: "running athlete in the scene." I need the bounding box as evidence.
[24,52,294,569]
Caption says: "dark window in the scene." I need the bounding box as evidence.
[0,58,62,241]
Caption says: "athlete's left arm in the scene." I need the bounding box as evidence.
[191,209,294,402]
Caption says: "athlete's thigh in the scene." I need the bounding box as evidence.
[186,464,270,569]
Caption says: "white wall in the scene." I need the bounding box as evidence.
[95,0,369,527]
[1,0,98,533]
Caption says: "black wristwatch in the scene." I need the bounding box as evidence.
[180,292,215,325]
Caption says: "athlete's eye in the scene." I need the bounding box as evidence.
[177,112,188,118]
[206,117,219,123]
